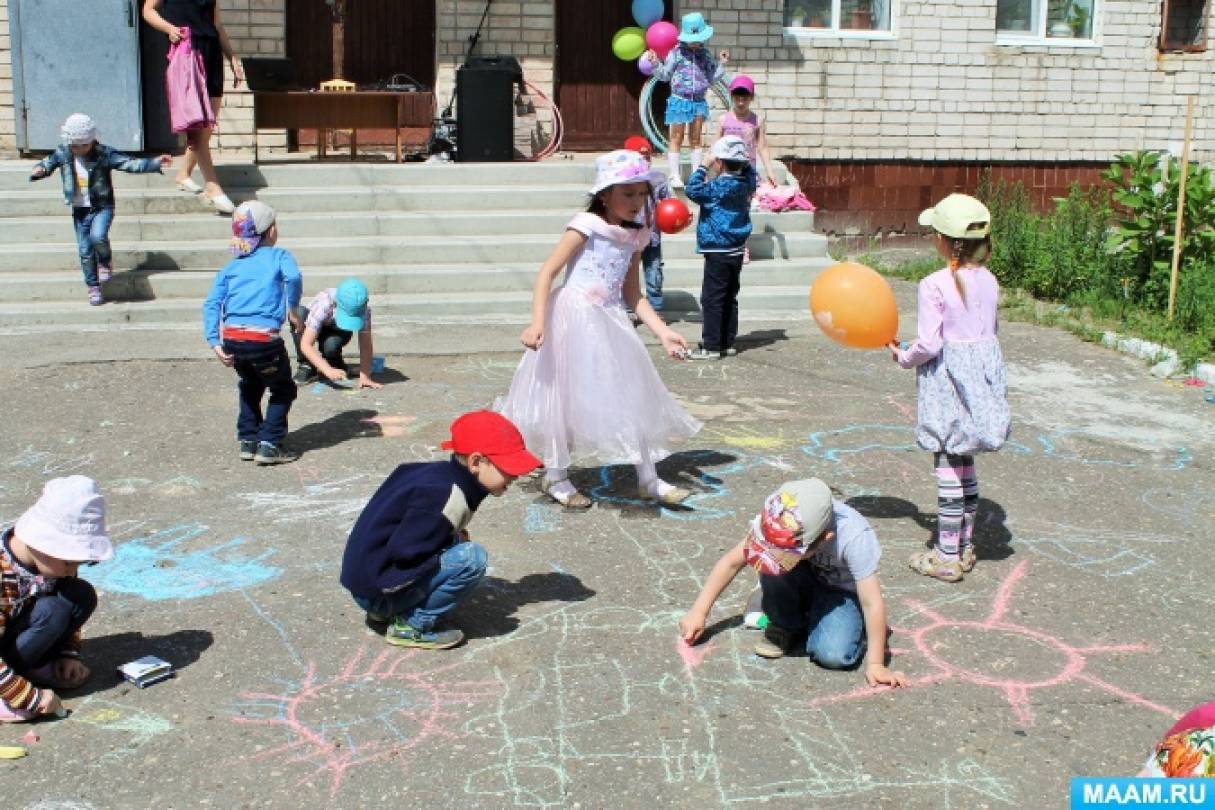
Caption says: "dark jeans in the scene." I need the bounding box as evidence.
[642,243,664,311]
[72,206,114,287]
[700,251,743,352]
[760,561,866,669]
[292,306,352,371]
[0,577,97,675]
[223,338,297,445]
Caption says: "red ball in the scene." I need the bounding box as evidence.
[655,198,692,234]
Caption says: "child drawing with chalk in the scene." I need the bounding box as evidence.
[679,478,908,687]
[340,411,541,650]
[1,477,113,723]
[887,194,1010,583]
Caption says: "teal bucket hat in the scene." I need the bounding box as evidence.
[678,12,714,43]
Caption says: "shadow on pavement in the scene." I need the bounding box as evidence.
[75,628,215,697]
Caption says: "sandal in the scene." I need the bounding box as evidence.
[539,478,592,510]
[960,546,977,573]
[176,178,203,194]
[639,485,692,505]
[908,550,963,583]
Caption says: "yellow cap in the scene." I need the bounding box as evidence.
[918,193,991,239]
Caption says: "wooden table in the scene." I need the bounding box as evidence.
[252,91,435,162]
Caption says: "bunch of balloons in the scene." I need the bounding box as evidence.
[612,0,680,75]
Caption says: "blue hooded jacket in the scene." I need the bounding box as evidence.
[684,164,757,253]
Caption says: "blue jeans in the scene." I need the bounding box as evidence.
[0,577,97,674]
[71,206,114,287]
[760,562,866,669]
[353,541,487,632]
[223,338,297,445]
[642,243,664,311]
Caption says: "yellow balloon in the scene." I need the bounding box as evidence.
[612,27,647,61]
[810,262,900,349]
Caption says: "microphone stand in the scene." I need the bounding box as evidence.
[441,0,493,118]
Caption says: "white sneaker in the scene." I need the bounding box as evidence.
[206,193,236,215]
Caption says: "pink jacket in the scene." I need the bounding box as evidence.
[166,28,216,133]
[897,266,1000,368]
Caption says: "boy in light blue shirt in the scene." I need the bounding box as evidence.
[202,201,303,465]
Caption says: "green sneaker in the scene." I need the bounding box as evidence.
[385,620,464,650]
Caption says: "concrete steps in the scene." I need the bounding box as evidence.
[0,160,827,328]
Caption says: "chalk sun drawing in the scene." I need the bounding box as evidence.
[808,560,1179,726]
[231,645,500,796]
[74,696,174,763]
[84,523,280,601]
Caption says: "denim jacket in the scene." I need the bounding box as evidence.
[32,144,163,209]
[685,164,757,252]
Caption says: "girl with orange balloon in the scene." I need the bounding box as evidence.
[888,194,1011,583]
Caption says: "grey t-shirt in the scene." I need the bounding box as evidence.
[803,501,881,593]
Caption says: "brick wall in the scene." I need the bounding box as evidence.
[0,1,13,154]
[434,0,555,112]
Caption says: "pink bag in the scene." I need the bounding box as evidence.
[166,28,216,133]
[756,182,816,213]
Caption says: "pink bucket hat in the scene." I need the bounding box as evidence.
[588,149,666,196]
[14,476,113,563]
[742,478,834,576]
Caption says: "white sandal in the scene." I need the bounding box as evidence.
[206,193,236,215]
[176,178,203,194]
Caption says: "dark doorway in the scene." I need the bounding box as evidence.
[286,0,436,89]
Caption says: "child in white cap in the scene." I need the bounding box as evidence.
[203,200,304,465]
[680,478,908,687]
[888,193,1010,583]
[29,113,172,306]
[496,149,701,510]
[1,476,113,723]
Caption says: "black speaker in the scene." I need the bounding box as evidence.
[455,56,523,162]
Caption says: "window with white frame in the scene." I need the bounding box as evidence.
[996,0,1095,39]
[784,0,892,32]
[1160,0,1208,51]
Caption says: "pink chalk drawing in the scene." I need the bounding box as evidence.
[232,645,499,796]
[809,560,1180,726]
[360,415,416,438]
[676,637,716,669]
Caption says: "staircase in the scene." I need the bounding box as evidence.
[0,159,831,328]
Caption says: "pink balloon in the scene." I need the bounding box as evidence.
[646,21,679,61]
[638,54,654,76]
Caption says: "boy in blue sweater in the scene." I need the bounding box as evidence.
[684,135,756,360]
[341,411,541,650]
[202,201,303,465]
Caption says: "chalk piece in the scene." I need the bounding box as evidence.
[900,341,910,351]
[117,655,174,689]
[0,745,26,759]
[371,355,385,373]
[53,707,67,719]
[22,730,38,744]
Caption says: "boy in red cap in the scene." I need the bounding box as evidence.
[340,411,540,649]
[624,135,671,313]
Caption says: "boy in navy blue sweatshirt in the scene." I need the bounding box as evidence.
[340,411,541,650]
[684,135,757,360]
[202,201,303,465]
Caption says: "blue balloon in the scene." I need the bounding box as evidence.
[631,0,664,28]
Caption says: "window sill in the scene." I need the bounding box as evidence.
[783,26,896,41]
[995,34,1101,49]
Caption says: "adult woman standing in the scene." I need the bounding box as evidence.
[142,0,243,214]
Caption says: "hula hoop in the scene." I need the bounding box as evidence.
[639,77,732,154]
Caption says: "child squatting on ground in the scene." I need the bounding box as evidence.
[496,149,702,510]
[29,114,172,307]
[1,476,113,723]
[888,194,1011,583]
[292,278,383,389]
[202,200,304,466]
[685,135,757,360]
[340,410,542,650]
[648,11,728,189]
[680,478,909,687]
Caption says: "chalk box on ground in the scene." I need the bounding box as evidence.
[117,655,175,688]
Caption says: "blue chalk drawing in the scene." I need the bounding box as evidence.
[84,523,280,601]
[523,503,560,534]
[588,449,774,521]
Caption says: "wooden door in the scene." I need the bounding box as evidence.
[286,0,435,89]
[555,0,671,151]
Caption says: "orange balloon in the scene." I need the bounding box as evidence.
[809,262,899,349]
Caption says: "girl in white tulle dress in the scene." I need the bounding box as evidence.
[496,150,703,509]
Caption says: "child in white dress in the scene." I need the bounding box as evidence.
[496,150,703,509]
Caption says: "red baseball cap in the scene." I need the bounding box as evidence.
[623,135,653,156]
[441,410,542,476]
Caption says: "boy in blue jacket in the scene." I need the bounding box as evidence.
[29,113,172,306]
[684,135,756,360]
[202,201,303,465]
[340,411,541,650]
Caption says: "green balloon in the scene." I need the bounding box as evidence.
[612,27,646,61]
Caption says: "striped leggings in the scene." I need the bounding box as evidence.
[934,452,978,557]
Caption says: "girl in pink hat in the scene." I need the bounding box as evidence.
[718,75,779,188]
[496,150,702,510]
[1,476,112,723]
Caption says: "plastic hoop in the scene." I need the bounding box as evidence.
[638,77,732,154]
